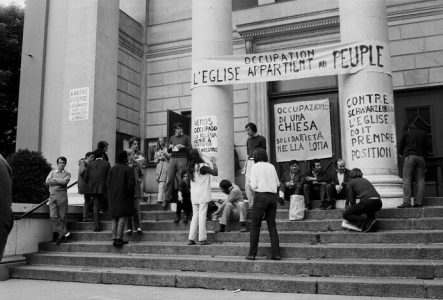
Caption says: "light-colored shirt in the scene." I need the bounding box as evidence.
[337,172,344,185]
[46,169,71,197]
[250,162,280,193]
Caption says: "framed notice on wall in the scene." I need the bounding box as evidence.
[69,87,89,121]
[274,99,332,162]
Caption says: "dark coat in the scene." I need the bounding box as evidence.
[84,159,110,195]
[0,154,13,259]
[330,168,351,187]
[279,169,305,193]
[107,163,136,218]
[305,168,331,183]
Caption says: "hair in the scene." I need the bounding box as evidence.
[93,149,104,160]
[128,137,138,148]
[157,137,166,149]
[117,150,128,164]
[219,179,233,192]
[336,159,346,167]
[349,168,363,178]
[253,148,268,163]
[85,151,94,158]
[245,122,257,133]
[56,156,67,164]
[180,169,188,179]
[289,160,299,166]
[97,141,109,151]
[174,122,183,129]
[311,159,321,169]
[187,149,205,181]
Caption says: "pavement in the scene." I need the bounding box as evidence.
[0,279,432,300]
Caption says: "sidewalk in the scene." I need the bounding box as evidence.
[0,279,429,300]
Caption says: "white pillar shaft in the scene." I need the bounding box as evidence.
[192,0,234,183]
[339,0,402,201]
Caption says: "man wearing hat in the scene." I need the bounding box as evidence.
[164,122,192,208]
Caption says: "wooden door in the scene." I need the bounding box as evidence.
[269,91,341,177]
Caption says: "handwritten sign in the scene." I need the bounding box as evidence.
[274,99,332,162]
[193,116,217,155]
[192,40,391,88]
[69,87,89,121]
[344,92,396,164]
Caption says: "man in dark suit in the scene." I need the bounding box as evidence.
[325,159,351,209]
[279,160,305,201]
[303,159,331,210]
[84,150,111,231]
[0,154,13,260]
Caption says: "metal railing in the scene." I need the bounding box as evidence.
[14,181,77,220]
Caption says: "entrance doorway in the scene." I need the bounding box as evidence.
[269,90,341,177]
[394,87,443,196]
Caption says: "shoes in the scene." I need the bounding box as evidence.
[245,255,255,260]
[174,215,180,223]
[93,228,100,232]
[199,240,210,245]
[112,239,117,247]
[187,240,196,245]
[364,219,377,233]
[326,205,335,210]
[56,236,66,245]
[412,204,423,208]
[136,228,143,234]
[182,216,189,224]
[277,197,285,206]
[345,204,350,210]
[341,219,362,232]
[126,229,132,235]
[306,204,312,211]
[268,255,281,261]
[240,224,248,232]
[114,239,129,248]
[397,203,411,208]
[162,201,169,210]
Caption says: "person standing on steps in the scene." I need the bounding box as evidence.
[187,149,218,246]
[46,156,71,245]
[212,179,248,233]
[397,123,429,208]
[164,122,192,209]
[154,137,170,206]
[108,151,136,248]
[125,149,144,235]
[242,122,266,208]
[84,150,111,232]
[78,151,94,222]
[343,168,382,233]
[246,148,281,261]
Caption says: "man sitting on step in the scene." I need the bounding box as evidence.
[212,179,248,232]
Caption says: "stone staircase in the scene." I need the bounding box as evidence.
[9,197,443,298]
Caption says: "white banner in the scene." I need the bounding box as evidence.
[193,116,218,155]
[192,40,391,89]
[274,99,332,162]
[69,87,89,121]
[344,92,397,166]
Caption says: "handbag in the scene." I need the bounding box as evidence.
[289,194,305,221]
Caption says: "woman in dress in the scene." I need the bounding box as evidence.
[187,149,218,245]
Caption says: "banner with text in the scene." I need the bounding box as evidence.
[193,116,218,155]
[344,92,397,166]
[274,99,332,162]
[192,40,391,88]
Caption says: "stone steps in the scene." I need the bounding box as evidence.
[10,264,443,298]
[69,217,443,231]
[37,241,443,260]
[10,200,443,298]
[63,229,443,244]
[22,251,443,279]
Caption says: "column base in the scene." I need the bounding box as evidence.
[366,174,403,208]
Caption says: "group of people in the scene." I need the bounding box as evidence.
[47,139,145,247]
[43,119,429,258]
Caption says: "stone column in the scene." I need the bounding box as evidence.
[339,0,403,206]
[192,0,234,189]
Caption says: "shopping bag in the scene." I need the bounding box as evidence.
[289,194,305,221]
